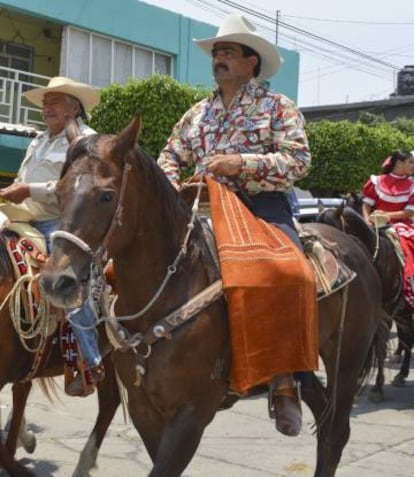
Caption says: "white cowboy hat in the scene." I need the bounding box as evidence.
[24,76,99,111]
[194,14,283,80]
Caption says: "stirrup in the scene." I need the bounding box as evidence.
[268,380,301,419]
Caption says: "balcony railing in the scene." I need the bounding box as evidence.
[0,66,51,129]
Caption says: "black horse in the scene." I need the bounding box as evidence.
[318,204,413,390]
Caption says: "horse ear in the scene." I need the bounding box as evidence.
[318,200,324,213]
[65,117,82,144]
[111,115,142,159]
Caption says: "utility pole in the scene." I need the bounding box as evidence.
[275,10,280,45]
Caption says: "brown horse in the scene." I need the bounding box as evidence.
[40,117,383,477]
[0,231,120,477]
[318,204,414,389]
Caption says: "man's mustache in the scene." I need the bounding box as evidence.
[214,63,229,73]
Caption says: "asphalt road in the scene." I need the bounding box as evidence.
[0,347,413,477]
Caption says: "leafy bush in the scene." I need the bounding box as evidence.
[301,120,414,196]
[89,75,209,158]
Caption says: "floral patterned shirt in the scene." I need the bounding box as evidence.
[157,78,311,195]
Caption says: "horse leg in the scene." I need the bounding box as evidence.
[124,380,219,477]
[392,318,412,386]
[72,355,120,477]
[0,383,34,477]
[301,373,328,421]
[133,403,206,477]
[5,381,35,456]
[368,317,388,402]
[310,326,378,477]
[0,443,34,477]
[150,407,209,477]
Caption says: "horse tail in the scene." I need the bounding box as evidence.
[36,377,61,403]
[358,310,390,390]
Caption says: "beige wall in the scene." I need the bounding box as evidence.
[0,9,62,76]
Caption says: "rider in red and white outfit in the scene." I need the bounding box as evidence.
[362,149,414,307]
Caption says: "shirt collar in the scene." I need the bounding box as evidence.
[211,78,266,108]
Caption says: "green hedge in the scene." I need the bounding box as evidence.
[302,120,414,196]
[89,75,208,158]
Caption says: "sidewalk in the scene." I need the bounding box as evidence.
[1,358,413,476]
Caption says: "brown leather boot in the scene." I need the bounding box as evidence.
[65,364,105,397]
[269,374,302,437]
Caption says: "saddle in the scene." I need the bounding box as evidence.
[0,203,47,256]
[298,224,356,300]
[0,203,93,394]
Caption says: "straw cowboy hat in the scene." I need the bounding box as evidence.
[194,14,283,79]
[24,76,99,111]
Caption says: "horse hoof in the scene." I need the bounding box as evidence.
[20,430,36,454]
[368,389,384,403]
[392,374,406,387]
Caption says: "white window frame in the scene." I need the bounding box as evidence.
[61,26,174,86]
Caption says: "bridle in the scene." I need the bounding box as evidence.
[50,161,207,324]
[51,160,133,265]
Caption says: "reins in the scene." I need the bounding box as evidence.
[98,176,206,324]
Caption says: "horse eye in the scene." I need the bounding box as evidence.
[101,191,114,203]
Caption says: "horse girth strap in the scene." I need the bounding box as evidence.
[106,280,223,351]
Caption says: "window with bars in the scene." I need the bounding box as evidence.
[0,41,33,84]
[62,27,173,87]
[0,41,34,72]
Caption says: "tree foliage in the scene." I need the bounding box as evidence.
[89,75,209,158]
[301,119,414,196]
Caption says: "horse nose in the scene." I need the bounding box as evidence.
[40,272,78,304]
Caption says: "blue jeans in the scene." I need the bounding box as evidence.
[67,299,101,368]
[32,219,102,370]
[31,219,59,254]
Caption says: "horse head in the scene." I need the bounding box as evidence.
[41,117,142,308]
[316,202,345,231]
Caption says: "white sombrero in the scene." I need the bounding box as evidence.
[194,14,283,80]
[24,76,99,111]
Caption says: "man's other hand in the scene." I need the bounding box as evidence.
[207,154,242,177]
[0,183,30,203]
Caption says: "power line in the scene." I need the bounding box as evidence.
[215,0,400,70]
[188,0,396,82]
[283,15,414,25]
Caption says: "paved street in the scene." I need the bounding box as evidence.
[1,350,414,477]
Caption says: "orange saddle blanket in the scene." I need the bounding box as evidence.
[206,177,319,394]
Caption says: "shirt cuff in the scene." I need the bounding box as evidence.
[239,154,259,181]
[29,181,57,203]
[362,197,375,206]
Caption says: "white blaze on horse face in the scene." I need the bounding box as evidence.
[74,175,82,191]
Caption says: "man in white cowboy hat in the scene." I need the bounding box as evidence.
[158,14,316,436]
[0,76,104,397]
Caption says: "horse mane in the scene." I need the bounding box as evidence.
[61,134,107,178]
